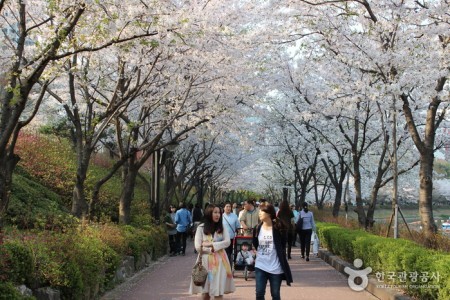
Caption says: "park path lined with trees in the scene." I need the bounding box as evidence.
[101,239,378,300]
[0,0,448,239]
[0,1,449,298]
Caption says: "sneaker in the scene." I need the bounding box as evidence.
[306,257,310,261]
[301,255,305,259]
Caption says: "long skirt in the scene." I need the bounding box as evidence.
[189,253,235,297]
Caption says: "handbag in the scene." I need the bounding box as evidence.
[192,247,208,286]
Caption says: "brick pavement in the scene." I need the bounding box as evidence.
[101,239,379,300]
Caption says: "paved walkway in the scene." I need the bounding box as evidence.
[102,239,378,300]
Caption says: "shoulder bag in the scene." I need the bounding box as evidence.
[192,245,207,286]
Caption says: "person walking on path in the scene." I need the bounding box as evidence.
[164,205,178,256]
[298,202,316,261]
[276,200,295,259]
[290,204,299,247]
[189,204,235,299]
[175,202,192,256]
[252,203,293,300]
[239,199,259,236]
[222,201,241,262]
[192,203,204,253]
[232,202,239,215]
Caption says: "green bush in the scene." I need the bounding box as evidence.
[58,260,83,300]
[0,245,12,282]
[6,133,170,298]
[1,242,33,285]
[3,221,167,298]
[0,281,34,300]
[8,172,75,230]
[120,224,167,262]
[317,222,450,300]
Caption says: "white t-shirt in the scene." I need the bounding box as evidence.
[255,226,283,274]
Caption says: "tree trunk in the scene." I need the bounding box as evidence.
[89,157,127,219]
[401,83,445,239]
[313,173,320,209]
[332,185,343,217]
[71,149,91,220]
[366,184,381,229]
[0,153,20,228]
[419,152,437,238]
[353,158,367,226]
[299,183,308,207]
[119,162,138,225]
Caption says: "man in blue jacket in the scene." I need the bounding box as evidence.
[175,202,192,256]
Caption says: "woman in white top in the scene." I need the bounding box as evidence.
[252,203,293,300]
[190,204,235,299]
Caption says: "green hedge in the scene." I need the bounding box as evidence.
[317,222,450,300]
[1,223,167,299]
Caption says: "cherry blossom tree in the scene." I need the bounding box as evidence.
[0,0,165,227]
[285,0,449,238]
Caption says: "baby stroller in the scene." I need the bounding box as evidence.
[232,228,255,281]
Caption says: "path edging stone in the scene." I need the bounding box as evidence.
[318,249,411,300]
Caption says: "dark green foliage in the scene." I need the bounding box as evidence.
[58,261,84,300]
[8,171,75,230]
[6,133,168,298]
[0,282,35,300]
[39,119,75,147]
[1,242,33,285]
[317,222,450,300]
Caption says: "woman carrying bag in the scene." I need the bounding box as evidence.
[189,204,235,299]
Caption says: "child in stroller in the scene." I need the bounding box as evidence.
[233,236,256,280]
[236,242,255,266]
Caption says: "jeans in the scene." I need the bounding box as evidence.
[255,267,283,300]
[168,234,176,254]
[176,231,188,254]
[282,230,293,258]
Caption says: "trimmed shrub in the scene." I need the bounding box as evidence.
[317,222,450,300]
